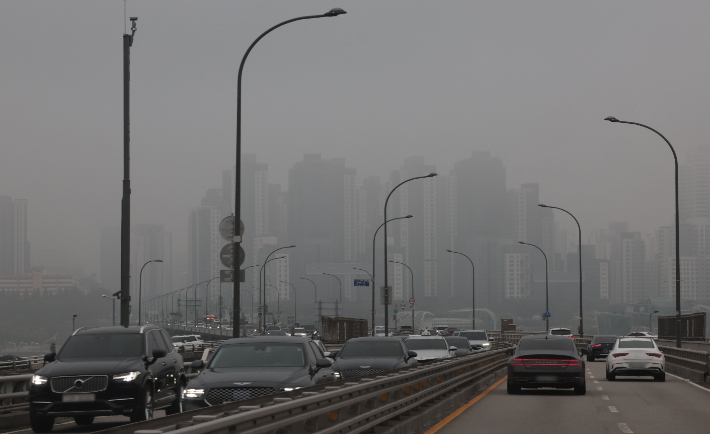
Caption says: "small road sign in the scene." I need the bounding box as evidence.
[354,279,370,287]
[220,269,246,283]
[544,311,551,318]
[409,298,415,304]
[219,216,245,241]
[220,244,245,268]
[370,310,376,315]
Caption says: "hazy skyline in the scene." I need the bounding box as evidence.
[3,1,710,275]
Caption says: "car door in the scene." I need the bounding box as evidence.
[159,330,180,389]
[146,330,171,405]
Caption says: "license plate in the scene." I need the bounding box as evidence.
[62,394,95,402]
[629,362,646,369]
[535,375,558,382]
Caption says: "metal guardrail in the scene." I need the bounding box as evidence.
[659,345,710,374]
[121,349,508,434]
[0,356,44,373]
[0,374,32,413]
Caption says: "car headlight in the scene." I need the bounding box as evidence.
[184,388,205,398]
[282,387,302,392]
[333,372,341,379]
[112,371,140,382]
[482,342,490,347]
[32,375,48,385]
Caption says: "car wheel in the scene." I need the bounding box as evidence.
[574,380,586,395]
[654,372,666,382]
[130,386,154,422]
[606,367,615,381]
[587,355,594,362]
[30,413,54,433]
[166,381,184,415]
[74,416,94,426]
[506,380,521,394]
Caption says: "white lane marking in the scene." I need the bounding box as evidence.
[589,375,595,378]
[666,373,710,393]
[609,406,618,412]
[618,423,633,433]
[594,380,599,383]
[601,395,609,400]
[597,386,603,390]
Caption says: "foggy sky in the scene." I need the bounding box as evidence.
[2,0,710,275]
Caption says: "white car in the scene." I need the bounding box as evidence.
[454,330,492,352]
[548,328,574,338]
[171,334,204,350]
[404,336,457,362]
[605,337,665,381]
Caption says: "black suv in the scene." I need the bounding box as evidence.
[29,325,185,432]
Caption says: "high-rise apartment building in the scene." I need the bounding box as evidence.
[132,224,172,302]
[0,196,29,276]
[680,146,710,222]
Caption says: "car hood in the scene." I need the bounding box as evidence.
[468,339,489,346]
[332,357,406,371]
[413,350,449,360]
[37,357,144,377]
[188,367,311,389]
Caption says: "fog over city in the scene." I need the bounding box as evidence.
[3,1,710,336]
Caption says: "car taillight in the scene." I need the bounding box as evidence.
[511,358,525,365]
[612,353,629,358]
[568,335,574,338]
[646,353,662,358]
[592,344,601,347]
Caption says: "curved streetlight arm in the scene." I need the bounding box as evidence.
[539,204,583,337]
[447,250,475,329]
[323,273,342,317]
[389,260,415,330]
[300,277,317,303]
[353,268,373,279]
[138,259,163,326]
[519,241,549,331]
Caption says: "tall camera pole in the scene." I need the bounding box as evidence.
[120,18,137,327]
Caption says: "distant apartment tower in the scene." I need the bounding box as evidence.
[132,224,172,301]
[620,232,645,303]
[680,146,710,222]
[188,189,225,298]
[0,196,30,276]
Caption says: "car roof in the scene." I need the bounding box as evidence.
[346,337,403,342]
[221,336,310,344]
[406,335,445,339]
[520,334,572,340]
[549,327,571,330]
[457,330,487,333]
[73,325,161,335]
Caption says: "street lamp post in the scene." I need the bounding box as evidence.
[519,241,549,331]
[102,294,116,326]
[260,247,295,332]
[232,8,346,340]
[540,204,583,337]
[384,174,436,335]
[204,277,218,317]
[281,281,297,324]
[369,215,412,335]
[72,314,77,333]
[138,259,163,326]
[605,117,681,348]
[446,250,475,329]
[241,288,254,329]
[650,310,659,335]
[323,273,342,317]
[389,261,414,330]
[265,284,280,325]
[300,277,317,327]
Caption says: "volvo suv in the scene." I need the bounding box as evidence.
[29,325,185,432]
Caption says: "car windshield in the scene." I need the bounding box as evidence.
[459,332,487,340]
[406,339,447,350]
[339,341,404,358]
[518,339,575,351]
[293,328,306,333]
[550,329,571,335]
[59,334,143,359]
[618,340,655,349]
[594,336,618,344]
[266,331,285,336]
[210,343,305,368]
[171,337,185,343]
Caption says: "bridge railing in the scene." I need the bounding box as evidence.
[0,374,32,413]
[0,356,44,373]
[658,345,710,377]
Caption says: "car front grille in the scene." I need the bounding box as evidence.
[205,387,277,406]
[340,368,387,379]
[50,375,109,394]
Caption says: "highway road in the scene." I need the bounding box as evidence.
[0,411,167,434]
[429,360,710,434]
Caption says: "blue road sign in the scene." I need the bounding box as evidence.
[354,279,370,287]
[544,311,551,318]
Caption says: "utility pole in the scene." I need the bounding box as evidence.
[120,17,137,327]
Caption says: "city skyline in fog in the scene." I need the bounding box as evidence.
[3,1,710,276]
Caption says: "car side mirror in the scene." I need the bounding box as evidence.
[489,337,495,341]
[448,346,458,352]
[580,348,589,355]
[327,351,338,359]
[316,358,332,368]
[44,352,56,363]
[152,349,167,359]
[407,350,418,359]
[504,348,515,355]
[190,359,205,369]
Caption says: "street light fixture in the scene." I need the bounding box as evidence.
[370,214,412,335]
[605,116,681,348]
[446,250,475,330]
[232,8,346,340]
[72,314,78,334]
[539,204,583,337]
[322,273,343,317]
[519,241,549,331]
[138,259,163,326]
[384,174,436,334]
[389,261,414,330]
[260,250,293,332]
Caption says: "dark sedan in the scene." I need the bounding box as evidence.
[506,335,586,395]
[329,337,417,380]
[183,337,335,410]
[586,335,617,362]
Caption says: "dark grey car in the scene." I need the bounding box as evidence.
[329,337,417,379]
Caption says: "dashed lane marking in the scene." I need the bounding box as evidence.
[594,380,599,383]
[601,395,609,400]
[618,423,633,433]
[597,386,603,390]
[422,376,507,434]
[609,406,618,412]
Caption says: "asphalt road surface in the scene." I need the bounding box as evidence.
[1,411,167,434]
[431,359,710,434]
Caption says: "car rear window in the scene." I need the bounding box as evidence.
[618,340,655,349]
[339,341,404,358]
[406,338,447,350]
[211,343,305,368]
[593,336,618,344]
[59,334,143,359]
[550,329,572,335]
[518,339,576,351]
